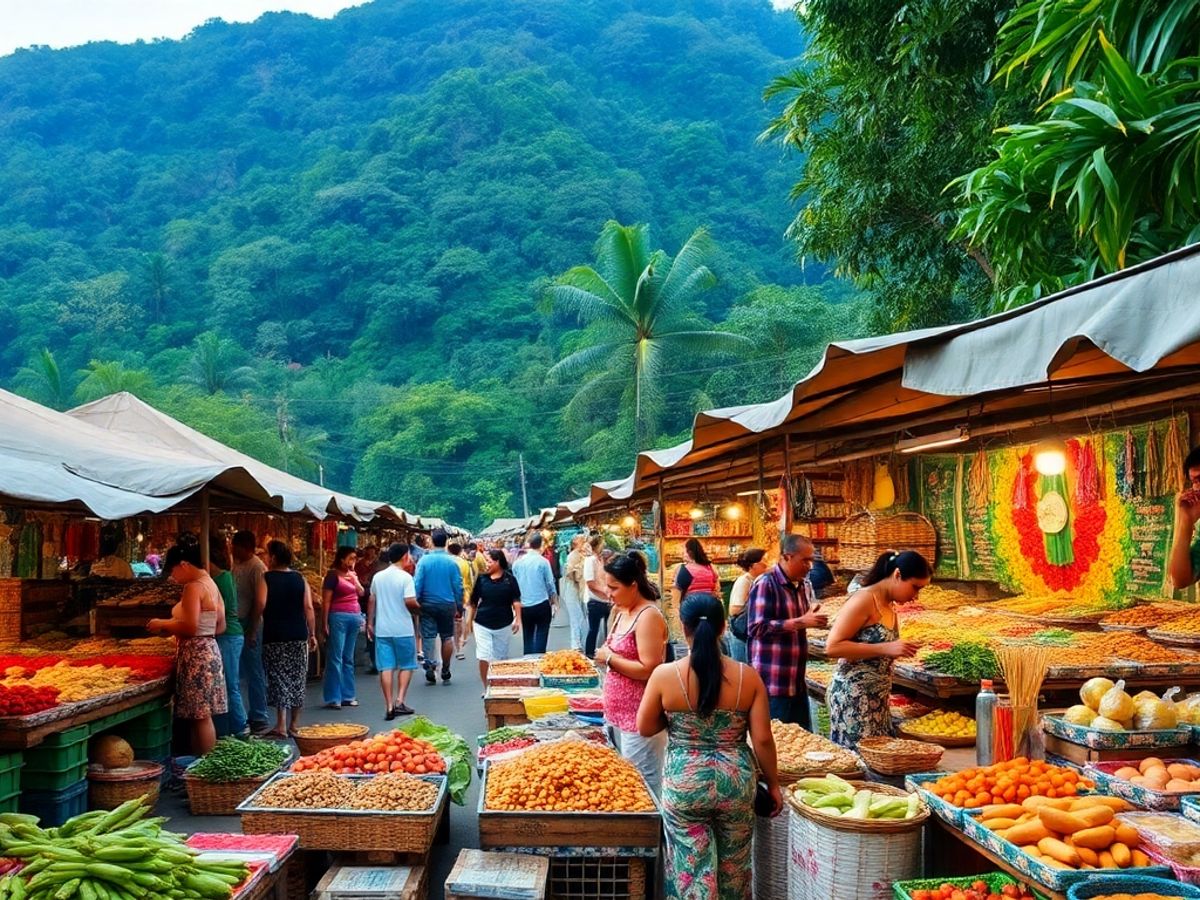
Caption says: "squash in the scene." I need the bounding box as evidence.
[1071,825,1117,850]
[91,734,133,769]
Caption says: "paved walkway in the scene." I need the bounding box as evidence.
[161,623,573,898]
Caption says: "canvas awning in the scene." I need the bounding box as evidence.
[579,242,1200,509]
[68,393,406,523]
[0,388,273,519]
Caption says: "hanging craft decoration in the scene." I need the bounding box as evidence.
[1165,418,1185,494]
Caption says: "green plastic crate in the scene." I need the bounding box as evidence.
[24,727,89,771]
[118,718,172,748]
[131,739,172,762]
[21,761,87,792]
[0,752,22,796]
[893,873,1048,900]
[0,789,18,814]
[87,699,169,736]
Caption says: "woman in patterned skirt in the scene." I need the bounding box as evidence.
[252,540,317,738]
[148,541,227,755]
[826,550,930,749]
[637,593,781,899]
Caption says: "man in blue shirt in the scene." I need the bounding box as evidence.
[512,534,558,654]
[413,529,463,684]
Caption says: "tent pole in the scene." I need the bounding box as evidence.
[318,521,325,572]
[200,488,210,568]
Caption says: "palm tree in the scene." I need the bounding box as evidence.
[182,332,258,395]
[14,348,72,409]
[545,221,751,449]
[74,361,156,403]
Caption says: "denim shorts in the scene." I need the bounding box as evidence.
[374,636,418,672]
[419,602,457,640]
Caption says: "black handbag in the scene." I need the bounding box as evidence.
[753,781,775,817]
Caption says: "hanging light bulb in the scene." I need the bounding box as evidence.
[689,505,704,520]
[724,503,743,520]
[622,515,636,529]
[1034,438,1068,476]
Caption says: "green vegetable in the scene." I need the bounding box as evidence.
[479,726,529,747]
[188,737,289,783]
[921,642,999,681]
[397,716,473,806]
[0,797,248,899]
[793,773,923,821]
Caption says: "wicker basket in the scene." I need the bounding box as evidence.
[856,737,944,775]
[292,724,368,757]
[839,512,937,572]
[787,782,926,900]
[753,795,793,900]
[183,772,276,816]
[86,761,164,810]
[238,772,446,853]
[897,724,976,748]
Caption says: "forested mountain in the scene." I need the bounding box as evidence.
[0,0,863,528]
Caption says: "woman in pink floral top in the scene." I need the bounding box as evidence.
[594,552,669,794]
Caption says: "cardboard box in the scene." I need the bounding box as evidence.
[312,865,425,900]
[445,850,548,900]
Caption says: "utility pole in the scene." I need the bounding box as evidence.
[518,454,530,518]
[318,464,325,487]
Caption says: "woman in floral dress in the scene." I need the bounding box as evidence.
[826,550,930,748]
[637,593,781,899]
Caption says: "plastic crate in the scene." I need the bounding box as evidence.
[1066,874,1200,899]
[24,725,90,771]
[0,752,21,796]
[19,779,87,827]
[119,718,172,748]
[21,760,88,792]
[894,873,1047,900]
[0,790,18,814]
[131,739,172,763]
[87,699,168,736]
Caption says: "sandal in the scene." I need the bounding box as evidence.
[263,729,288,739]
[322,702,341,710]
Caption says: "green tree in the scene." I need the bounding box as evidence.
[952,0,1200,307]
[14,348,73,410]
[474,478,515,522]
[182,332,258,395]
[545,221,750,449]
[761,0,1023,328]
[74,360,156,403]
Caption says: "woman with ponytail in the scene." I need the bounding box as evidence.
[595,552,669,795]
[638,592,780,898]
[826,549,929,748]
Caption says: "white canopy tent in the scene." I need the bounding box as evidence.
[68,392,404,523]
[0,388,272,520]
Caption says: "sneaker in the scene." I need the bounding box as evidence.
[249,721,271,736]
[341,699,359,708]
[395,704,415,716]
[425,667,437,685]
[385,709,396,721]
[441,667,452,683]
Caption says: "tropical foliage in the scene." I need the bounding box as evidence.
[952,0,1200,306]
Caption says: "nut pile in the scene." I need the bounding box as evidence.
[293,723,367,738]
[485,741,655,812]
[349,773,440,811]
[771,721,860,775]
[257,771,355,808]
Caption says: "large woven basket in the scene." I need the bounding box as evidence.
[787,782,925,900]
[753,799,793,900]
[856,737,943,776]
[87,761,164,810]
[839,511,936,572]
[292,724,368,757]
[184,772,275,816]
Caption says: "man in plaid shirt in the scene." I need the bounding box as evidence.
[747,533,827,729]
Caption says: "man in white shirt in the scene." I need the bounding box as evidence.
[368,542,420,720]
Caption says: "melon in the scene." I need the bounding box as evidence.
[92,734,134,769]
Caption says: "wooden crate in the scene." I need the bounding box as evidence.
[0,579,69,641]
[312,863,426,900]
[1043,733,1194,766]
[477,767,661,850]
[445,850,548,900]
[484,695,531,732]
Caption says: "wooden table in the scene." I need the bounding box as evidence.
[0,680,172,749]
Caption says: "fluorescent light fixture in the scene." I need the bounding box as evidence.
[736,489,762,497]
[898,427,970,454]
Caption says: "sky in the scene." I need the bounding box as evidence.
[1,1,369,58]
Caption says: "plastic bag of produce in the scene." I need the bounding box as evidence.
[1178,693,1200,725]
[1133,686,1181,730]
[1064,704,1097,726]
[1098,679,1135,722]
[1081,677,1114,712]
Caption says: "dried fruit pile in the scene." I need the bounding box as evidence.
[538,650,594,676]
[484,741,655,812]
